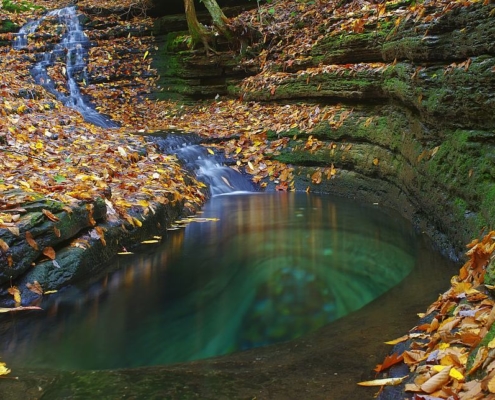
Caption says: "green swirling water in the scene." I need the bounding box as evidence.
[1,192,425,369]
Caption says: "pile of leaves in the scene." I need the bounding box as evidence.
[0,0,207,231]
[360,231,495,399]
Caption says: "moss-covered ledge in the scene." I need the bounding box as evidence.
[0,189,203,307]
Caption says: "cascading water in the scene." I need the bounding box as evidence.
[14,8,251,195]
[13,6,118,128]
[151,133,256,196]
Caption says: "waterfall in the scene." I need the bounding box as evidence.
[151,133,255,196]
[13,7,118,128]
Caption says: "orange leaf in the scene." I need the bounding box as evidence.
[25,231,39,250]
[42,247,56,260]
[374,352,404,373]
[53,226,61,238]
[42,209,60,222]
[0,238,9,253]
[86,204,96,226]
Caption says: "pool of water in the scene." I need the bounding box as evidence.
[0,192,443,370]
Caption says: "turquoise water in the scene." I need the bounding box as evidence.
[0,192,419,370]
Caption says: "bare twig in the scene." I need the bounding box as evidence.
[0,146,46,164]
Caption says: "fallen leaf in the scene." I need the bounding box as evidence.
[374,352,404,373]
[7,286,21,304]
[0,306,42,313]
[357,376,408,387]
[42,209,60,222]
[421,366,452,393]
[0,362,11,376]
[42,247,56,260]
[26,281,43,296]
[25,231,39,250]
[0,239,9,253]
[385,335,409,345]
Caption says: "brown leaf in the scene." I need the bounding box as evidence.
[25,231,39,250]
[53,226,61,238]
[95,226,106,246]
[42,247,56,260]
[26,281,43,296]
[86,204,96,226]
[468,346,489,375]
[42,209,60,222]
[403,350,427,366]
[0,238,9,253]
[420,366,452,393]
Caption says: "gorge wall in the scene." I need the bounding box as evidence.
[153,1,495,260]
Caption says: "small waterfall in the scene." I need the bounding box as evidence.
[151,133,255,196]
[13,7,118,128]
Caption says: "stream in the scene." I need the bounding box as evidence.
[13,6,117,128]
[0,191,456,399]
[2,7,459,399]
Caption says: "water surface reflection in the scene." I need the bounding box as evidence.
[1,193,418,369]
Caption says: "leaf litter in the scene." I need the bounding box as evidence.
[0,0,493,387]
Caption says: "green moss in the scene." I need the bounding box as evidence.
[1,0,43,13]
[0,19,18,33]
[467,323,495,380]
[163,31,192,52]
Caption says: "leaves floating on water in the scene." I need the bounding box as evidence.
[374,352,404,373]
[0,306,42,313]
[0,362,11,376]
[357,376,407,387]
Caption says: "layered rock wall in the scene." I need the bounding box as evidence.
[154,1,495,258]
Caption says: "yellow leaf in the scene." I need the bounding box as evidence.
[449,367,464,381]
[248,161,254,170]
[373,157,379,166]
[8,286,21,304]
[132,217,142,227]
[488,374,495,393]
[357,376,407,387]
[143,50,149,60]
[137,199,150,208]
[44,290,58,295]
[0,362,11,376]
[207,148,215,155]
[0,306,42,313]
[141,240,160,244]
[384,334,408,345]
